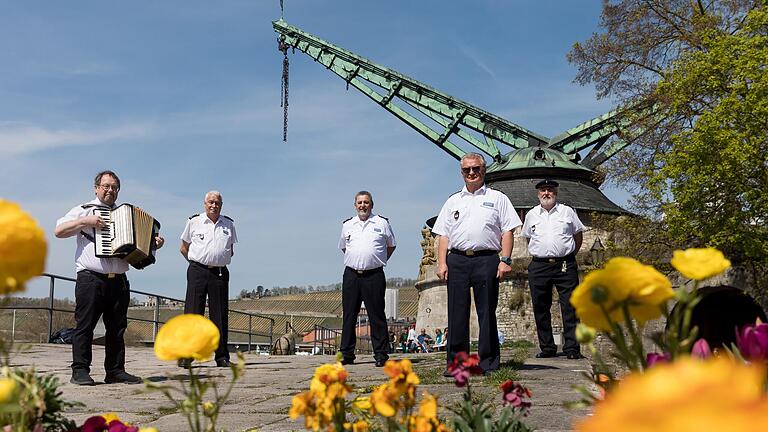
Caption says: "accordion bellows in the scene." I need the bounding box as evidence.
[94,203,161,269]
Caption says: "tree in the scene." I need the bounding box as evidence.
[569,1,767,300]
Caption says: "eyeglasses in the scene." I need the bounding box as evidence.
[97,184,120,192]
[461,166,484,174]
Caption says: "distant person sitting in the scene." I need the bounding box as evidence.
[406,325,418,353]
[433,328,444,347]
[417,328,433,353]
[399,330,408,352]
[434,327,448,351]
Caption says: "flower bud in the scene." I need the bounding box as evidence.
[575,324,596,344]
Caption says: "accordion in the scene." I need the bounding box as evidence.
[93,203,161,269]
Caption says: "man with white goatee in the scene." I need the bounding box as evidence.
[522,179,584,360]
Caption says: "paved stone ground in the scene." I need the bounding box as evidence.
[10,344,591,431]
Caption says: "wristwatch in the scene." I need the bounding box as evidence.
[500,256,513,265]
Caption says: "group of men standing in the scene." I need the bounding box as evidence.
[55,171,237,385]
[56,157,584,385]
[339,152,585,374]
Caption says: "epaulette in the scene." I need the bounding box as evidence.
[222,215,234,222]
[189,213,201,220]
[378,215,389,221]
[342,216,354,224]
[448,190,462,198]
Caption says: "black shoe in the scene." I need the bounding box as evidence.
[70,370,95,386]
[178,359,192,368]
[104,371,142,384]
[566,352,585,360]
[215,359,232,368]
[340,358,355,366]
[535,351,557,359]
[442,369,453,378]
[375,359,387,367]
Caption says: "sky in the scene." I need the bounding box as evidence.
[1,0,624,301]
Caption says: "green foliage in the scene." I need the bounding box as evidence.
[569,1,768,299]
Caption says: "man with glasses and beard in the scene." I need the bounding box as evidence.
[522,179,584,360]
[55,170,165,385]
[338,191,396,367]
[432,153,521,376]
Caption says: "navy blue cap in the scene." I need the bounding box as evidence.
[535,179,559,189]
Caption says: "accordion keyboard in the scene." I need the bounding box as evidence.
[95,207,114,256]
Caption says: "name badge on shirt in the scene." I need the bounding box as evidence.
[374,228,382,233]
[482,202,494,208]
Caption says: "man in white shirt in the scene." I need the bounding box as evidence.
[338,191,396,367]
[522,179,585,360]
[432,153,522,375]
[180,190,237,367]
[55,170,165,385]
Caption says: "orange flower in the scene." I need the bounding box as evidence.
[575,357,768,432]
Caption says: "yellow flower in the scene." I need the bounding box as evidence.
[0,378,17,403]
[353,396,371,411]
[289,391,312,419]
[370,383,398,417]
[574,357,768,432]
[154,314,220,361]
[0,200,46,295]
[351,420,369,432]
[417,393,438,420]
[671,248,731,280]
[139,429,159,432]
[101,412,121,424]
[575,324,596,344]
[202,401,216,416]
[570,257,673,330]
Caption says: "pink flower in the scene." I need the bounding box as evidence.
[736,322,768,362]
[500,380,532,411]
[691,339,712,359]
[447,352,484,387]
[645,352,671,367]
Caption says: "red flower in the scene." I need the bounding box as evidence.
[447,352,484,387]
[500,380,532,410]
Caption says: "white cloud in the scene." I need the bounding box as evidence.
[0,121,154,156]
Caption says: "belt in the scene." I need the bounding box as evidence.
[531,253,575,263]
[346,266,383,276]
[449,248,499,257]
[79,269,125,279]
[190,260,225,269]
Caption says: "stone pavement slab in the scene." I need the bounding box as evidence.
[10,345,591,431]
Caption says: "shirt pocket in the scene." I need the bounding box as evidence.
[555,218,571,235]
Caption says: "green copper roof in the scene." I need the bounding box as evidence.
[488,147,591,173]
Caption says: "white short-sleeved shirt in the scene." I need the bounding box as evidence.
[181,214,238,266]
[56,198,130,274]
[522,203,585,258]
[338,214,396,271]
[432,184,522,251]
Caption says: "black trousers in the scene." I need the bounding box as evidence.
[185,262,230,362]
[528,257,580,355]
[340,266,389,362]
[72,270,130,374]
[446,253,500,372]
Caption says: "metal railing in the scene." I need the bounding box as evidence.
[0,273,275,352]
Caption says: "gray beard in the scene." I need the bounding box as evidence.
[539,197,556,208]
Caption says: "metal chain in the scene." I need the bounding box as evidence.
[279,37,290,142]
